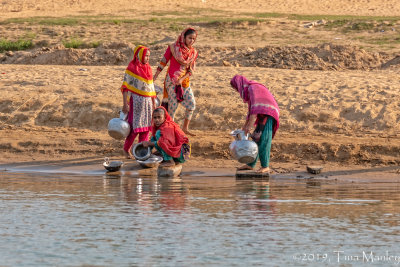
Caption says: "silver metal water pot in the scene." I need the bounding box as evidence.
[107,111,130,140]
[155,96,160,107]
[132,142,151,161]
[229,129,259,164]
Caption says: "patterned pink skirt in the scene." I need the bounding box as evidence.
[127,92,153,133]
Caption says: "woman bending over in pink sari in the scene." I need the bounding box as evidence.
[231,75,280,174]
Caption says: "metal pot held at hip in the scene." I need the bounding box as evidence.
[229,129,259,164]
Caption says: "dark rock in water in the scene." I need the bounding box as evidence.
[306,165,323,174]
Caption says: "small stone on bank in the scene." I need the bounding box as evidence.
[306,165,323,174]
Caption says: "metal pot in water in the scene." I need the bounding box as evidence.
[108,111,130,140]
[103,157,124,172]
[132,142,151,161]
[137,154,163,168]
[229,129,259,164]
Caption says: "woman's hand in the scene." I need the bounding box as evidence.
[176,72,190,86]
[153,70,160,81]
[142,141,154,148]
[177,77,185,85]
[243,123,251,135]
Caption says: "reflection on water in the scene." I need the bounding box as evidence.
[0,172,399,266]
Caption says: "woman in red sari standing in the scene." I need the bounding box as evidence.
[153,28,198,136]
[121,45,157,158]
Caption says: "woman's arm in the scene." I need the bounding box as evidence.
[243,114,257,135]
[154,46,172,81]
[151,97,156,110]
[122,91,129,114]
[142,141,155,148]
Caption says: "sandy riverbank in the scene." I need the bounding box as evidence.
[1,0,400,176]
[1,64,400,173]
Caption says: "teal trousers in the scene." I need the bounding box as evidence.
[248,116,274,168]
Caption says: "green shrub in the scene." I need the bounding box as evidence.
[0,39,33,52]
[62,38,84,48]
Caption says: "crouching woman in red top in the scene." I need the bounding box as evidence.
[142,107,191,167]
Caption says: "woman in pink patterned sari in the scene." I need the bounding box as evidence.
[153,27,198,136]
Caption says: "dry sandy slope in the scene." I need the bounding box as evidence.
[1,64,399,168]
[1,42,398,71]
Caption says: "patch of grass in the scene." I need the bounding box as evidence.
[0,39,33,52]
[151,11,183,17]
[289,14,400,22]
[250,12,285,19]
[91,18,144,24]
[323,19,399,33]
[0,17,80,25]
[0,16,143,26]
[169,23,183,32]
[349,22,375,31]
[365,36,399,45]
[89,41,102,48]
[61,38,102,49]
[38,18,79,26]
[62,38,84,48]
[324,20,349,29]
[23,31,37,39]
[202,17,265,26]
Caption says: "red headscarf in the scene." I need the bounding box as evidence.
[152,106,189,158]
[126,45,153,81]
[170,28,198,68]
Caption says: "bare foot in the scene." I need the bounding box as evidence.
[237,164,253,171]
[161,159,175,167]
[123,150,134,159]
[183,129,196,136]
[256,167,270,174]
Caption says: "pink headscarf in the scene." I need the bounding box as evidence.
[170,27,198,67]
[231,75,280,137]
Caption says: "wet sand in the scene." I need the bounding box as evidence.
[2,156,400,183]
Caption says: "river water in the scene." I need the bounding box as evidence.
[0,170,399,266]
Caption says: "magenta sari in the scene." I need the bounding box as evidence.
[231,75,280,137]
